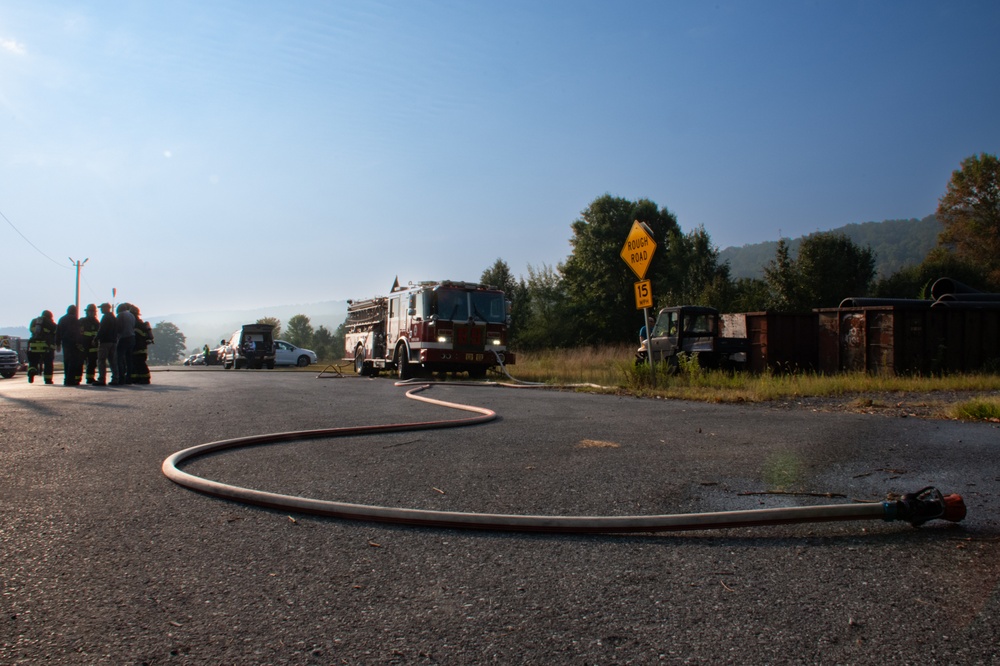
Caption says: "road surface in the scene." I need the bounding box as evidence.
[2,369,998,664]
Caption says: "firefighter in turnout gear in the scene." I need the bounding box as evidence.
[56,305,85,386]
[27,310,57,384]
[80,304,101,385]
[130,305,153,385]
[94,302,117,386]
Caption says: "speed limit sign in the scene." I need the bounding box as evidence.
[633,280,652,310]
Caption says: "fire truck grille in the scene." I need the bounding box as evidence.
[453,324,486,352]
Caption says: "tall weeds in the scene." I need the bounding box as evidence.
[504,345,1000,405]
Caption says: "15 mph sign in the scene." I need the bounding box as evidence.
[620,221,656,279]
[633,279,653,309]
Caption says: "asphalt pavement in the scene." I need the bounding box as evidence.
[2,368,998,664]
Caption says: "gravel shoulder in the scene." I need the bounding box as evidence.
[767,389,999,419]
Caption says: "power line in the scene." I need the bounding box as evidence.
[0,207,71,269]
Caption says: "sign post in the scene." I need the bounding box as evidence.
[620,221,658,386]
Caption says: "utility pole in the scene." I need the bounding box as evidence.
[68,257,89,313]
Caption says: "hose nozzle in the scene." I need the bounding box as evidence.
[886,487,966,526]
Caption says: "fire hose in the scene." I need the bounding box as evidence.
[162,383,966,534]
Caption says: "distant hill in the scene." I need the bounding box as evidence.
[719,215,941,279]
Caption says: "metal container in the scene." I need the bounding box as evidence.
[744,312,818,373]
[815,304,1000,375]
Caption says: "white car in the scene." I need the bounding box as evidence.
[274,340,318,367]
[183,353,205,366]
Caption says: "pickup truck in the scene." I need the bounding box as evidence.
[0,341,19,378]
[637,305,748,371]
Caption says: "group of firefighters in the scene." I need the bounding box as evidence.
[26,302,154,386]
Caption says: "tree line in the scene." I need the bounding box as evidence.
[151,152,998,360]
[254,315,344,362]
[483,152,1000,349]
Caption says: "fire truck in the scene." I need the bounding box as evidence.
[345,280,515,379]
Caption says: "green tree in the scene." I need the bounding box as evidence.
[480,258,517,295]
[798,232,877,307]
[310,324,336,361]
[149,321,186,364]
[516,263,575,349]
[560,195,680,344]
[762,238,803,310]
[728,277,771,312]
[873,249,991,299]
[655,225,731,308]
[506,278,530,347]
[256,316,282,339]
[331,322,347,360]
[284,314,314,348]
[936,152,1000,288]
[765,232,876,310]
[481,258,525,345]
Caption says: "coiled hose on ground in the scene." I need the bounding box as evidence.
[162,382,965,534]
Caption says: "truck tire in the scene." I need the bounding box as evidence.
[354,348,367,376]
[396,346,411,380]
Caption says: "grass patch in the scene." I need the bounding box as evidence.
[950,397,1000,422]
[504,345,1000,406]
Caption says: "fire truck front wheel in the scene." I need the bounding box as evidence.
[396,346,411,380]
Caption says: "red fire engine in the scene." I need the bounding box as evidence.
[345,280,515,379]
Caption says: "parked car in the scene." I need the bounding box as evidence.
[183,353,205,366]
[274,340,318,367]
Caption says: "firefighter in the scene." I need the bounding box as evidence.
[115,303,136,385]
[80,304,101,384]
[27,310,57,384]
[56,305,84,386]
[94,302,117,386]
[130,305,153,385]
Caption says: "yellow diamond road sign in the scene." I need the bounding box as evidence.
[620,221,656,280]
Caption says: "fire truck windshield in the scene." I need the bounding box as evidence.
[432,288,506,323]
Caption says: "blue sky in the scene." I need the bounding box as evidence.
[2,0,998,328]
